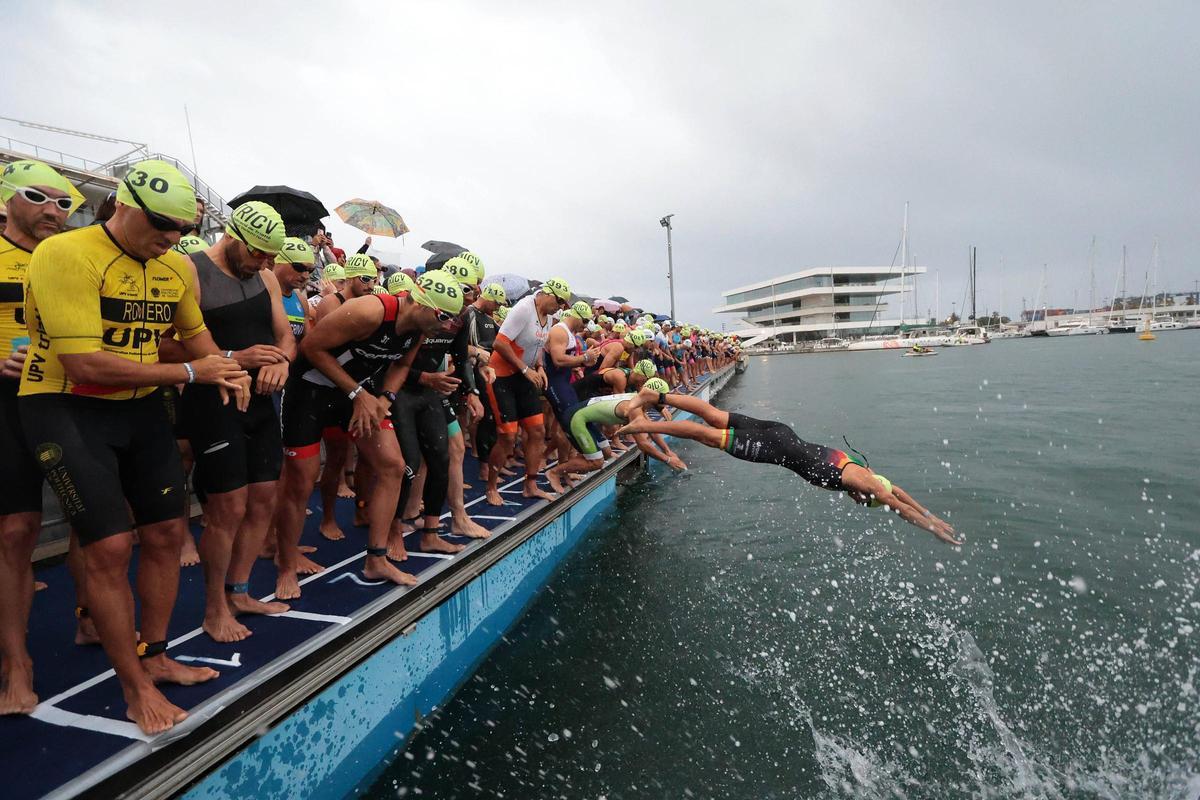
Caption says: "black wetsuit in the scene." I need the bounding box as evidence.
[393,315,473,522]
[181,253,281,493]
[466,305,499,459]
[723,412,864,491]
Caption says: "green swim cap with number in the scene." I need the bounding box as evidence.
[116,159,196,221]
[443,257,478,286]
[387,271,417,295]
[344,253,378,279]
[481,282,508,305]
[540,276,571,301]
[457,251,484,277]
[323,264,346,281]
[625,330,647,347]
[633,359,657,378]
[172,235,207,255]
[643,377,670,395]
[413,273,464,315]
[611,321,628,335]
[275,236,315,266]
[226,200,285,254]
[868,474,893,507]
[1,159,85,215]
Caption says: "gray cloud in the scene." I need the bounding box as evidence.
[5,1,1197,326]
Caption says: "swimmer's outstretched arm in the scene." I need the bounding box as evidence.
[841,466,961,546]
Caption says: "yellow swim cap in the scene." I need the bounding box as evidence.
[633,359,657,378]
[571,301,593,320]
[172,235,208,255]
[611,321,628,335]
[625,330,647,347]
[643,377,670,395]
[413,273,465,315]
[443,258,478,287]
[1,159,85,215]
[495,305,509,322]
[481,282,508,305]
[323,264,346,281]
[372,285,388,295]
[540,277,571,301]
[868,474,894,507]
[116,159,196,221]
[226,200,285,254]
[457,251,484,278]
[387,271,417,295]
[344,253,378,279]
[276,237,315,266]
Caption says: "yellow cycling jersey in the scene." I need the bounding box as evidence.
[0,235,33,356]
[19,225,207,400]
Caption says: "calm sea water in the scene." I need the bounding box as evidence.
[365,332,1200,800]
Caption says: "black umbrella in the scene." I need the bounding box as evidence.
[425,251,461,270]
[229,185,329,237]
[421,240,467,255]
[608,295,629,303]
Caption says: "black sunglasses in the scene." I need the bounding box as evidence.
[123,179,193,233]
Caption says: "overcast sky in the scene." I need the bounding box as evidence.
[6,1,1198,326]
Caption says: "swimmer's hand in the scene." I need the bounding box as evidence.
[666,454,687,471]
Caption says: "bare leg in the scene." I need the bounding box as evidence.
[84,532,189,734]
[616,417,725,447]
[136,520,219,687]
[353,451,374,527]
[0,511,40,714]
[447,431,489,538]
[521,424,555,501]
[658,394,730,428]
[177,440,200,566]
[358,431,418,586]
[273,455,320,601]
[67,530,99,645]
[225,481,290,617]
[486,431,517,506]
[199,488,252,642]
[319,437,349,540]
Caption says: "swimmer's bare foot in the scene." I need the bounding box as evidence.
[203,608,251,643]
[420,530,466,554]
[0,657,37,715]
[353,503,368,528]
[143,654,219,686]
[228,593,289,617]
[363,555,417,586]
[75,616,101,646]
[125,684,187,735]
[615,419,652,436]
[275,570,301,601]
[522,480,556,502]
[299,544,317,554]
[318,518,345,541]
[294,553,324,575]
[545,469,568,494]
[180,535,200,567]
[499,465,517,478]
[386,528,409,561]
[451,514,491,539]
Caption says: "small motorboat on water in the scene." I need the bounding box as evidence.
[902,346,938,357]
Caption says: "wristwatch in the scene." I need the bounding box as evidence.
[381,390,397,403]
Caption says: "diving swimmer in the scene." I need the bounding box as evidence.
[616,389,961,545]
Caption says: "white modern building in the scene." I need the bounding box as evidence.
[714,266,927,345]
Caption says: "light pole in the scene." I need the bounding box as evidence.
[660,214,675,320]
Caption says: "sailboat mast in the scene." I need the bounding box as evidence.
[900,202,908,325]
[1088,236,1096,325]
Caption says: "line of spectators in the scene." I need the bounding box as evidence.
[0,157,740,732]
